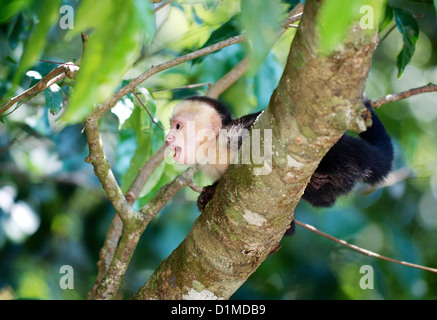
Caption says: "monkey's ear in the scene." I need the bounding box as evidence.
[209,113,222,134]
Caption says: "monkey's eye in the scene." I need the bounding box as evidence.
[176,123,182,130]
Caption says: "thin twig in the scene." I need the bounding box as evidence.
[151,82,212,93]
[206,4,303,99]
[38,59,78,66]
[187,177,203,193]
[370,83,437,109]
[138,165,201,220]
[91,35,247,120]
[0,63,79,115]
[79,32,89,64]
[153,0,173,13]
[378,24,397,45]
[295,220,437,274]
[131,90,164,130]
[281,5,304,29]
[125,144,167,203]
[206,57,250,99]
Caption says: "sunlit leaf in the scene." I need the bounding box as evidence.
[25,70,42,87]
[13,0,61,85]
[317,0,385,55]
[62,0,156,123]
[0,0,32,23]
[44,84,63,115]
[239,0,284,76]
[112,96,134,128]
[119,91,164,194]
[393,8,419,78]
[192,15,240,65]
[379,4,393,32]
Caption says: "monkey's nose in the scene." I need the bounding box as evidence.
[165,134,174,143]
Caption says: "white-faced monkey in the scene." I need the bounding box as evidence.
[165,96,394,235]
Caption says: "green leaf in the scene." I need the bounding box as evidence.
[25,70,42,87]
[393,8,419,78]
[119,91,164,194]
[62,0,156,123]
[239,0,284,76]
[43,84,63,115]
[379,5,393,32]
[13,0,61,85]
[317,0,385,55]
[111,96,134,128]
[0,0,32,23]
[120,132,151,194]
[138,160,165,198]
[192,15,240,65]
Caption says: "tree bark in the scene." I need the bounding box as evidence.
[134,0,379,300]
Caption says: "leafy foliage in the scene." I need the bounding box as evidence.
[317,0,385,54]
[44,84,63,115]
[62,0,156,123]
[12,0,61,86]
[393,7,420,78]
[239,0,285,75]
[0,0,436,300]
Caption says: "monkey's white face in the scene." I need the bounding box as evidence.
[165,102,223,165]
[165,115,194,164]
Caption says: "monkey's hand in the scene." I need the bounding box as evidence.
[197,182,218,212]
[308,172,330,190]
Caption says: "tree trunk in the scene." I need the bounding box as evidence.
[134,0,379,300]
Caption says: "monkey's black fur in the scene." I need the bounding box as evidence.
[302,102,393,207]
[191,96,394,235]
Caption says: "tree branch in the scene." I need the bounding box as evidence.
[87,144,167,300]
[370,83,437,109]
[0,63,79,115]
[86,32,250,300]
[153,0,173,13]
[84,116,139,223]
[125,144,168,203]
[134,0,379,300]
[138,165,201,222]
[206,57,250,99]
[91,35,246,120]
[90,2,304,299]
[206,3,303,99]
[295,220,437,274]
[91,165,200,300]
[131,91,165,131]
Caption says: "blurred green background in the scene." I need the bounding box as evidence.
[1,0,437,300]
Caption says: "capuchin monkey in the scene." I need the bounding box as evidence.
[165,96,394,235]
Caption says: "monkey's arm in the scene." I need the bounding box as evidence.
[197,112,262,212]
[197,182,218,212]
[302,103,394,207]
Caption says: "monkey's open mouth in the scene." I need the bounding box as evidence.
[170,145,182,162]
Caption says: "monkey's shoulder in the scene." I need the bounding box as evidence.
[231,111,263,130]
